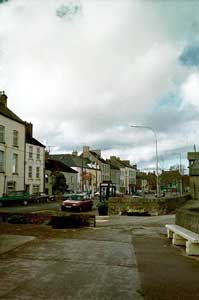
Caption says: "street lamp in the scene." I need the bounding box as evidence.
[130,125,160,197]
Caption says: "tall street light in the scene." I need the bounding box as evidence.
[130,125,160,197]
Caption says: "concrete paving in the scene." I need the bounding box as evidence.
[0,235,35,254]
[1,214,199,299]
[0,225,143,299]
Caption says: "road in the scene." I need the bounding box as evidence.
[1,213,199,299]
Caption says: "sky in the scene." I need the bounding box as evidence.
[1,0,199,172]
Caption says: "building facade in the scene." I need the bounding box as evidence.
[50,152,100,195]
[83,146,110,183]
[45,158,78,195]
[25,123,45,195]
[188,152,199,199]
[0,92,25,196]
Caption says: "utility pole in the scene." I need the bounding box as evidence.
[130,125,160,197]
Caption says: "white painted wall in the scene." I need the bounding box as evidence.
[25,143,45,194]
[0,114,25,196]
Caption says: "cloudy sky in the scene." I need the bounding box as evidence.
[1,0,199,171]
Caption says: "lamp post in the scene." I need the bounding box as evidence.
[173,152,183,196]
[130,125,160,197]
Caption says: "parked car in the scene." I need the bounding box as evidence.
[61,193,93,212]
[30,193,49,203]
[49,195,56,201]
[0,191,30,207]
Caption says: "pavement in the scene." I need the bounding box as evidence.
[1,214,199,299]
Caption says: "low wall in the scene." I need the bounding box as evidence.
[0,211,96,228]
[176,200,199,234]
[108,194,191,216]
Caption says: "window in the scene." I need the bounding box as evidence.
[29,146,33,159]
[32,184,40,195]
[0,150,4,172]
[7,181,16,193]
[12,153,18,173]
[0,125,5,143]
[13,130,18,147]
[36,166,40,179]
[28,166,32,178]
[36,148,40,160]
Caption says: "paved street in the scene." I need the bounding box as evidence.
[1,214,199,299]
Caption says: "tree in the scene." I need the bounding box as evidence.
[52,172,68,194]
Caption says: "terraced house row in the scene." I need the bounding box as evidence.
[0,92,45,196]
[0,91,136,197]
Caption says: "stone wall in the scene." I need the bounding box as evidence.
[190,176,199,199]
[175,200,199,234]
[108,194,191,216]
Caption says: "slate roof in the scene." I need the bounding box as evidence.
[0,103,24,124]
[50,154,97,170]
[109,157,128,169]
[106,159,120,170]
[89,150,108,164]
[26,136,45,148]
[45,159,78,173]
[121,160,134,169]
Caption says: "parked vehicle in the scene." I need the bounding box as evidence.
[61,193,93,212]
[30,193,49,203]
[49,195,56,201]
[0,191,30,207]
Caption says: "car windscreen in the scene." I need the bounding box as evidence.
[66,195,83,201]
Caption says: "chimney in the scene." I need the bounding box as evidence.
[72,150,78,156]
[25,122,33,138]
[83,146,90,158]
[110,156,117,160]
[0,91,7,107]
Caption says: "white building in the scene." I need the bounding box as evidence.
[25,122,45,195]
[0,92,25,196]
[45,158,78,195]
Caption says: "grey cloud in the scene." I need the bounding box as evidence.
[180,45,199,66]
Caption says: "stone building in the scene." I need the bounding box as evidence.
[188,152,199,199]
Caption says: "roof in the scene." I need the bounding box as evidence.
[26,136,45,148]
[0,103,24,125]
[50,154,98,170]
[121,160,134,169]
[89,150,108,164]
[45,159,78,173]
[106,159,120,170]
[109,157,128,169]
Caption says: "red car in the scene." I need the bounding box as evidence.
[61,193,93,212]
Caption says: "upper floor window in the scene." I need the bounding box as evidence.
[0,150,4,172]
[0,125,5,143]
[12,153,18,173]
[36,166,40,179]
[29,146,33,159]
[28,166,32,178]
[36,148,40,160]
[13,130,18,147]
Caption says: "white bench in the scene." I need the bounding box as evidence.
[166,224,199,255]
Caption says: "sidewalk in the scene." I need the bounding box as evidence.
[0,220,143,300]
[1,215,199,300]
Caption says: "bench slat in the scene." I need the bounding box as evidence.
[166,224,199,243]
